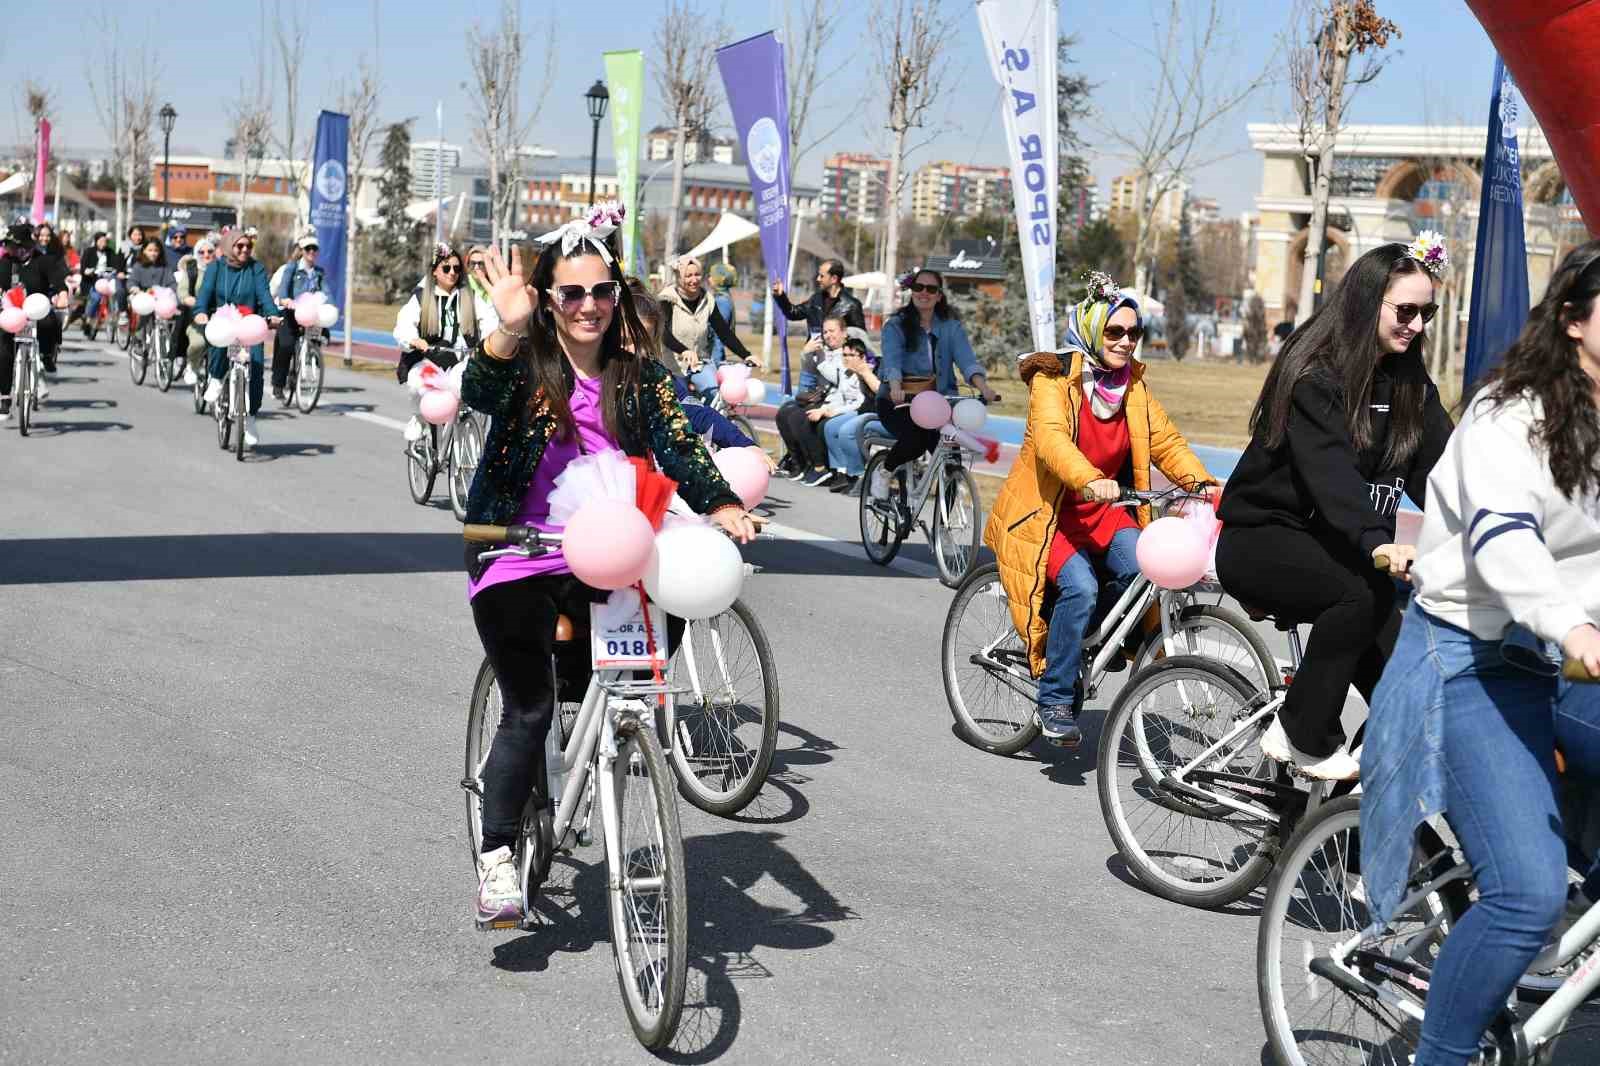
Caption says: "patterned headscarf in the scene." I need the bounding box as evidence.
[1061,271,1140,419]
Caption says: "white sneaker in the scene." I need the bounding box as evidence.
[243,416,259,448]
[403,415,425,442]
[203,379,222,404]
[475,845,523,928]
[183,366,198,386]
[1260,717,1360,781]
[35,380,48,401]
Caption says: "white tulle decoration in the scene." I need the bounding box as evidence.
[546,449,638,527]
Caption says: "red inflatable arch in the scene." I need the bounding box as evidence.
[1467,0,1600,234]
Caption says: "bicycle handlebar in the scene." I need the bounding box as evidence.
[463,523,563,546]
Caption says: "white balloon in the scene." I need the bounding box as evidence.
[129,292,157,317]
[743,378,767,404]
[22,293,50,321]
[204,318,238,348]
[951,398,988,433]
[643,524,744,620]
[316,302,339,328]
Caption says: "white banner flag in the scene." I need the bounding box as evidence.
[977,0,1058,353]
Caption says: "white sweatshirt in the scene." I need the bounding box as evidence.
[1411,392,1600,646]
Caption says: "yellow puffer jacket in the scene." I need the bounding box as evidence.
[983,351,1212,678]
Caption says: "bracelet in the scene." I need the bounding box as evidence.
[495,322,529,340]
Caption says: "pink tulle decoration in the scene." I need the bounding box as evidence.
[419,389,459,425]
[235,315,270,347]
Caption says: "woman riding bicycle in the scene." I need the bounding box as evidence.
[1357,241,1600,1066]
[195,228,281,448]
[176,238,214,385]
[985,271,1212,748]
[394,242,498,443]
[461,211,756,929]
[127,238,172,298]
[877,268,999,472]
[1217,239,1455,780]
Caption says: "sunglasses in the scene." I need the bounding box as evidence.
[1383,300,1438,326]
[908,282,941,294]
[437,262,461,275]
[1103,324,1144,343]
[232,241,251,251]
[548,281,622,313]
[468,258,485,270]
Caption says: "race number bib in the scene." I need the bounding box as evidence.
[591,592,669,670]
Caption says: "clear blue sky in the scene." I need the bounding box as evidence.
[38,0,1500,217]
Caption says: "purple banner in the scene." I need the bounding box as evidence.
[716,31,792,390]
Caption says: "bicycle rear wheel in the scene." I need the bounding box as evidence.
[605,718,688,1049]
[296,343,323,413]
[129,333,147,385]
[408,425,438,504]
[932,463,981,588]
[1096,655,1279,907]
[941,561,1041,755]
[1258,795,1468,1066]
[667,599,780,816]
[448,416,483,523]
[858,451,907,566]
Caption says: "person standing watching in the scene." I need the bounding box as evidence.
[271,235,325,402]
[770,258,865,339]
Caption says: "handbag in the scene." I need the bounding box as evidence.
[793,387,826,410]
[900,375,936,396]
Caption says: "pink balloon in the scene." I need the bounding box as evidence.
[294,299,319,327]
[0,307,25,334]
[418,389,459,425]
[235,315,270,347]
[563,497,657,591]
[714,446,771,509]
[1135,517,1211,590]
[715,365,733,385]
[909,390,952,430]
[720,377,749,405]
[95,278,114,295]
[154,297,179,320]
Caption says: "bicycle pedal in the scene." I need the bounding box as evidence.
[475,915,523,932]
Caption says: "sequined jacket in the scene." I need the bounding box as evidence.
[460,344,742,526]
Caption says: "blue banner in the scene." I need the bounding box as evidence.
[308,110,350,319]
[1463,58,1530,389]
[716,31,792,392]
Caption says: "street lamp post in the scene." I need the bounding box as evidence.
[158,103,177,229]
[585,80,609,208]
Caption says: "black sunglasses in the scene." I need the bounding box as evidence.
[548,281,622,313]
[437,262,461,275]
[1384,300,1439,326]
[1103,324,1144,343]
[468,258,485,270]
[908,282,941,294]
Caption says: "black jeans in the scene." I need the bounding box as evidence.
[876,393,941,470]
[775,401,829,468]
[0,312,62,396]
[271,318,302,390]
[1216,523,1400,757]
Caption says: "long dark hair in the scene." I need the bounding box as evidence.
[1249,243,1434,469]
[518,238,654,444]
[1480,240,1600,500]
[894,267,956,352]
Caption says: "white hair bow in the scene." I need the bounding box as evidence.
[535,200,627,266]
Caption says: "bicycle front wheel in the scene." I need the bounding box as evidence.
[129,338,147,386]
[941,561,1041,755]
[116,315,131,351]
[605,718,688,1050]
[858,451,906,566]
[233,372,247,462]
[155,328,174,391]
[448,416,483,523]
[1096,655,1279,907]
[296,344,323,413]
[932,463,981,588]
[408,425,438,504]
[1132,603,1279,695]
[215,386,232,449]
[14,347,31,436]
[667,599,780,816]
[463,658,501,862]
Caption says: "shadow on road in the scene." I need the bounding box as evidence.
[38,398,118,410]
[27,419,133,435]
[247,442,338,460]
[0,531,466,585]
[741,538,926,580]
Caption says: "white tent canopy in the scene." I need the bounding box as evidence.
[678,211,760,263]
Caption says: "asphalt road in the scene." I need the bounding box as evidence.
[4,333,1596,1065]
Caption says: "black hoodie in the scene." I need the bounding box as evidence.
[1217,365,1454,557]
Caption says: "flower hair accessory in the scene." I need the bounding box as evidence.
[897,269,920,289]
[1408,231,1449,277]
[535,209,621,266]
[1083,270,1122,304]
[585,199,626,229]
[430,241,454,265]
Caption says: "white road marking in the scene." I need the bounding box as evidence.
[342,410,410,432]
[760,520,941,580]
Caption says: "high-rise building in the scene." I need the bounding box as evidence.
[910,162,1013,225]
[410,141,462,202]
[644,127,738,166]
[1109,170,1190,229]
[819,153,892,224]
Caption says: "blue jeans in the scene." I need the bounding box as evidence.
[823,411,874,475]
[1408,615,1600,1065]
[1036,528,1141,709]
[208,343,266,415]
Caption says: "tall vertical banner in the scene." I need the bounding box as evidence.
[308,110,351,320]
[716,31,793,392]
[30,119,51,223]
[1463,58,1530,389]
[978,0,1057,353]
[603,50,645,274]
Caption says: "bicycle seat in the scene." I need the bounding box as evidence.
[554,614,575,643]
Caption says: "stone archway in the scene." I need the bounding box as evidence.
[1283,225,1350,320]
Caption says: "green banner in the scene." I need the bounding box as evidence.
[603,49,644,274]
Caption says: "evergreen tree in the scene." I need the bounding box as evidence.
[369,121,425,303]
[1243,293,1269,364]
[1175,198,1207,311]
[1164,276,1192,361]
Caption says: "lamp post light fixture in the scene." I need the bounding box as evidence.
[584,79,610,207]
[158,103,177,227]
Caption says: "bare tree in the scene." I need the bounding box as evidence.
[17,81,53,201]
[868,0,956,308]
[652,0,726,263]
[466,0,556,249]
[88,31,160,240]
[1287,0,1399,324]
[337,59,383,366]
[1099,0,1275,295]
[271,1,313,234]
[783,2,852,177]
[229,97,273,230]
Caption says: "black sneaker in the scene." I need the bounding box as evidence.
[271,386,286,402]
[1038,705,1082,748]
[42,356,56,374]
[829,475,859,495]
[0,397,10,419]
[801,469,832,486]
